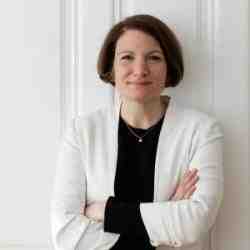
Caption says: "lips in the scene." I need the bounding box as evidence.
[130,81,152,85]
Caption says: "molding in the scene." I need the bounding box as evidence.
[113,0,122,22]
[195,0,202,42]
[60,0,117,134]
[60,0,80,136]
[204,1,218,249]
[196,1,218,249]
[59,0,66,137]
[195,0,216,115]
[207,0,216,116]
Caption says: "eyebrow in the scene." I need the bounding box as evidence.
[117,50,163,55]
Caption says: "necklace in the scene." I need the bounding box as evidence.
[120,98,169,143]
[123,115,164,143]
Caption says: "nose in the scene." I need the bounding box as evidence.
[132,59,149,77]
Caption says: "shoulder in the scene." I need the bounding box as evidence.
[76,105,111,125]
[174,101,219,126]
[62,105,113,146]
[71,105,114,136]
[173,101,224,140]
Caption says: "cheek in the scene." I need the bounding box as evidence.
[152,66,167,82]
[113,69,126,89]
[114,67,130,83]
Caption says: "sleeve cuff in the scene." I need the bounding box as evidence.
[104,196,150,238]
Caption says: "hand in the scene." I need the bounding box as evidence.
[81,169,199,221]
[81,200,107,222]
[170,168,199,201]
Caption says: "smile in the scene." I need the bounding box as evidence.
[129,81,152,85]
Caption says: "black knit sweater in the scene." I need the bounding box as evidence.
[104,114,165,249]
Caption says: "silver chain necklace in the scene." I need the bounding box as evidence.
[123,116,164,143]
[120,98,168,143]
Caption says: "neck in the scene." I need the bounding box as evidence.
[120,96,169,129]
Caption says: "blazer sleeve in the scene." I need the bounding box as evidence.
[50,118,119,250]
[139,118,224,248]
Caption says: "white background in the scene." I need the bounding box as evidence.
[0,0,59,249]
[0,0,248,249]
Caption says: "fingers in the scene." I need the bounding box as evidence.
[170,168,199,201]
[184,185,197,199]
[182,168,199,198]
[184,171,199,190]
[183,168,198,186]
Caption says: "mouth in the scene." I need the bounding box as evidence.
[129,81,152,85]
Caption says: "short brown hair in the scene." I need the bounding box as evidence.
[97,14,184,87]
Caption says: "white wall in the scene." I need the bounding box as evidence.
[0,1,59,249]
[0,0,248,250]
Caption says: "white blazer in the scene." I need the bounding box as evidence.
[51,96,224,250]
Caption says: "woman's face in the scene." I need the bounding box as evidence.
[113,29,167,104]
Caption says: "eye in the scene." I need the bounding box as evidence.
[121,55,133,61]
[148,55,162,61]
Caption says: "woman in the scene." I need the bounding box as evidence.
[51,14,223,250]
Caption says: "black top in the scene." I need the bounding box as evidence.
[104,114,165,249]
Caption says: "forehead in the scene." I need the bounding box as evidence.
[115,29,162,52]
